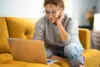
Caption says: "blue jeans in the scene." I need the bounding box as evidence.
[46,44,84,67]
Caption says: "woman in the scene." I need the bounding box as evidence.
[33,0,84,67]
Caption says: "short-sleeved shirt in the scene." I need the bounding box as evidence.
[33,14,84,51]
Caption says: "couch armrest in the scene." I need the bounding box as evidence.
[79,28,91,49]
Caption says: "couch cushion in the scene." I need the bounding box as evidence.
[82,49,100,67]
[0,17,11,52]
[6,17,37,39]
[8,61,61,67]
[0,63,60,67]
[0,53,13,64]
[0,53,60,67]
[79,28,90,49]
[4,60,61,67]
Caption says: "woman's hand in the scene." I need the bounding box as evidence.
[56,13,65,25]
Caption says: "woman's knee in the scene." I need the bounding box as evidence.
[64,44,82,60]
[64,45,75,56]
[64,44,84,66]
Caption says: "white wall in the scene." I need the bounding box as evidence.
[0,0,98,25]
[93,14,100,31]
[0,0,71,19]
[0,0,44,18]
[0,0,70,19]
[66,0,97,26]
[96,0,100,13]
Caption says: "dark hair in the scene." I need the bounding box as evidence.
[43,0,64,9]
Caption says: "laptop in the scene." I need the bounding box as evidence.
[8,38,57,64]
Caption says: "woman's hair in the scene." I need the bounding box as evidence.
[43,0,64,9]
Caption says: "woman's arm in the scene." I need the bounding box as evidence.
[57,20,68,41]
[33,18,45,42]
[56,14,79,46]
[56,14,69,41]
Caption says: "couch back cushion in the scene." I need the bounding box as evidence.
[79,28,90,49]
[6,17,37,39]
[0,18,11,52]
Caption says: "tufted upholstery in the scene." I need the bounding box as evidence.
[6,17,37,40]
[0,17,100,67]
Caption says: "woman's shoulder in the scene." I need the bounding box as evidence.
[63,14,72,26]
[64,14,72,21]
[35,15,48,27]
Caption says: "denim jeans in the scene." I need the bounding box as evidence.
[46,44,84,67]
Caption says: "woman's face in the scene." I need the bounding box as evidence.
[44,4,63,23]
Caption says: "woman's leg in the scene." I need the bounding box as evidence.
[64,44,84,67]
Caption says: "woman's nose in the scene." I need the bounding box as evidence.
[48,13,53,18]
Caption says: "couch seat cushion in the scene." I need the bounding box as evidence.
[6,61,61,67]
[82,49,100,67]
[0,53,13,63]
[0,63,60,67]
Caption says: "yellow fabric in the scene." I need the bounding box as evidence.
[0,18,11,52]
[7,61,60,67]
[79,28,90,49]
[6,17,37,39]
[54,60,70,67]
[82,49,100,67]
[0,63,60,67]
[0,53,13,64]
[0,53,60,67]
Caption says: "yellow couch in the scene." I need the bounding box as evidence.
[0,17,100,67]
